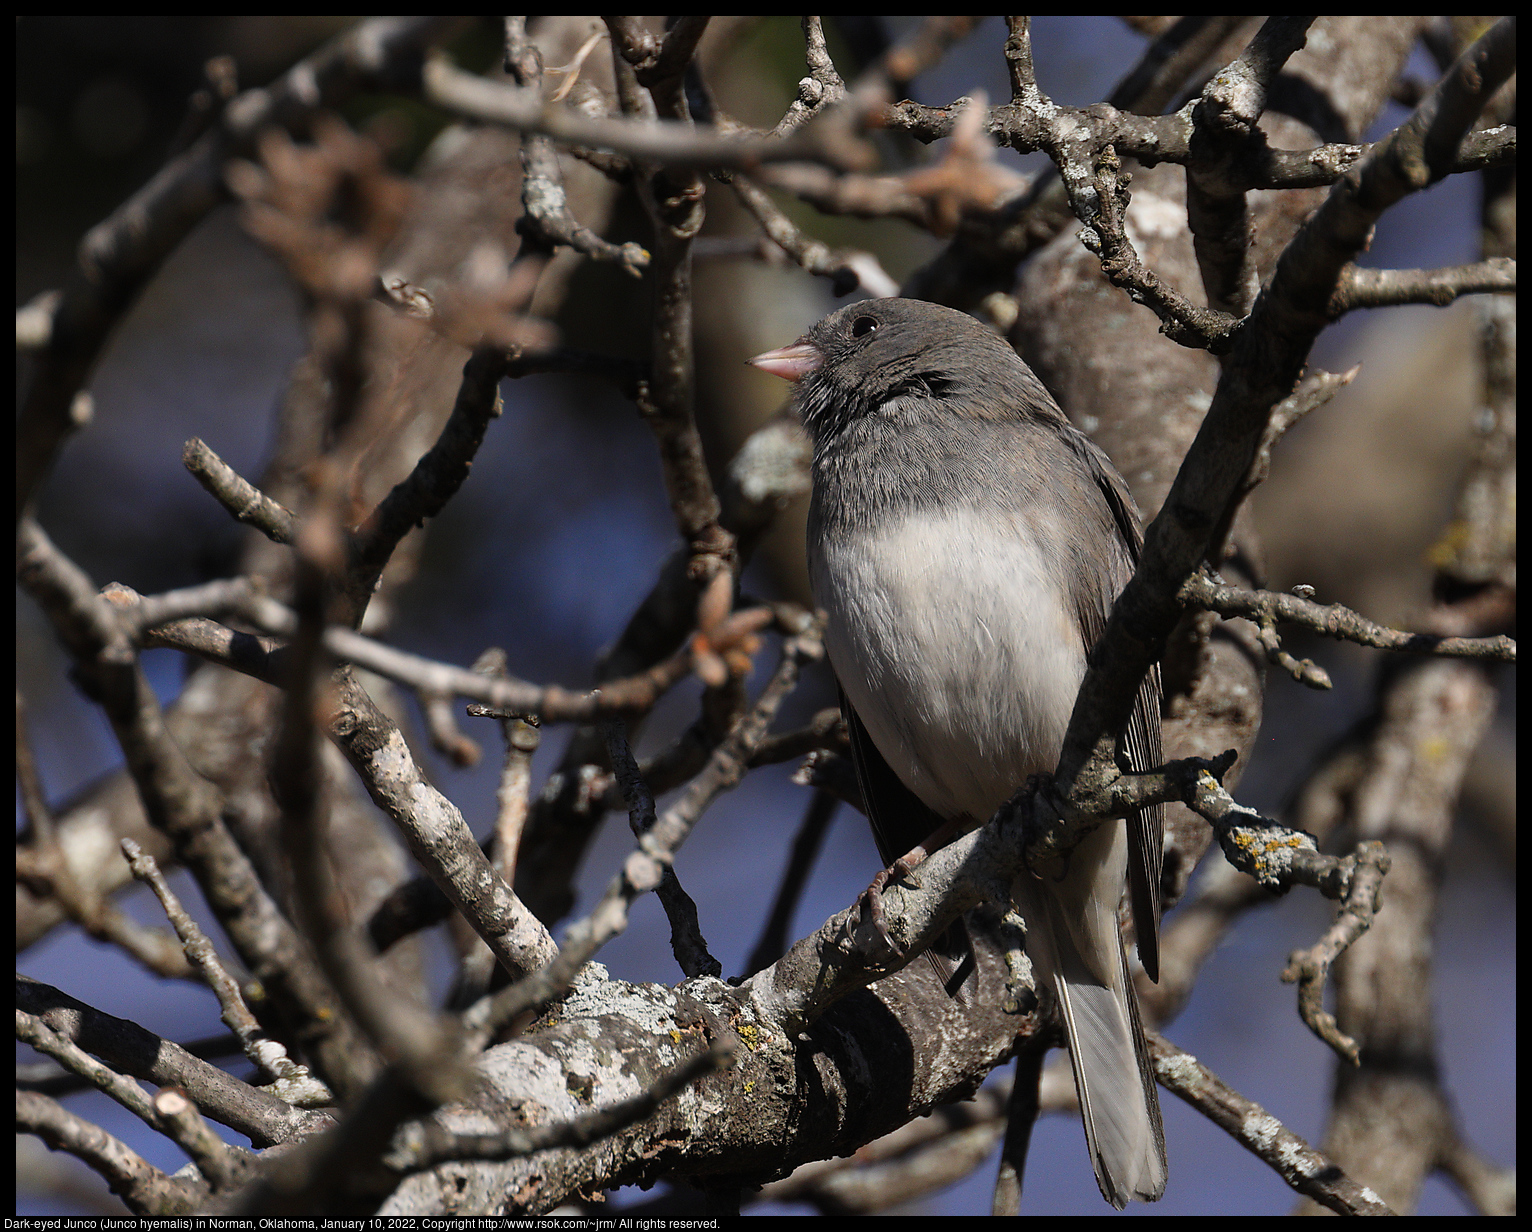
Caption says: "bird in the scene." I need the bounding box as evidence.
[750,297,1166,1207]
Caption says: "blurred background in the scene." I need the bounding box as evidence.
[17,16,1513,1216]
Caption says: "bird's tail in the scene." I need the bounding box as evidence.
[1020,823,1165,1207]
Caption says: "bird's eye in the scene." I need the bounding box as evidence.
[851,316,878,338]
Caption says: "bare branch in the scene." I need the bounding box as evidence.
[182,437,297,543]
[17,1008,167,1132]
[16,975,330,1148]
[152,1087,243,1192]
[1328,257,1516,314]
[346,345,509,621]
[624,23,736,584]
[1281,842,1391,1064]
[327,673,560,985]
[490,719,536,874]
[505,18,649,275]
[1148,1033,1394,1214]
[1228,365,1360,543]
[145,600,701,725]
[19,1007,241,1192]
[17,1089,197,1216]
[770,17,847,137]
[1182,573,1516,662]
[1186,17,1316,317]
[1075,144,1243,349]
[729,173,899,296]
[422,54,825,170]
[121,839,328,1102]
[604,718,722,980]
[16,695,192,979]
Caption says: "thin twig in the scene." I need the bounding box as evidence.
[327,672,561,986]
[604,718,722,980]
[16,694,192,978]
[770,17,847,137]
[151,1087,242,1191]
[505,18,649,275]
[729,174,898,296]
[17,975,331,1147]
[1148,1033,1394,1213]
[18,1008,239,1191]
[1182,573,1516,663]
[1186,17,1316,317]
[182,437,297,543]
[17,1089,196,1216]
[1280,842,1392,1064]
[120,839,328,1102]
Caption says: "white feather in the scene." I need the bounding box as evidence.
[812,505,1083,821]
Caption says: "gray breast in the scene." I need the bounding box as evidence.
[810,505,1088,822]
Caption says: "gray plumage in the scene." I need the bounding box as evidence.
[764,297,1166,1207]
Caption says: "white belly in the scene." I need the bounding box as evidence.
[811,506,1087,821]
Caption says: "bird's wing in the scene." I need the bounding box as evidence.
[1057,426,1165,982]
[841,690,975,997]
[841,689,946,867]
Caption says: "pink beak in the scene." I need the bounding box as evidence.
[748,340,822,383]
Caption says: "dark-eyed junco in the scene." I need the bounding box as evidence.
[751,297,1166,1207]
